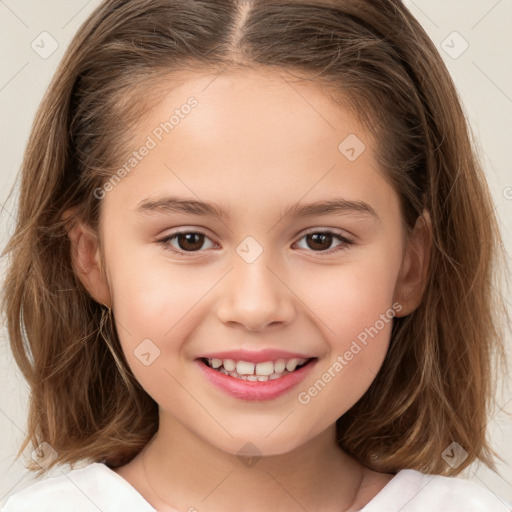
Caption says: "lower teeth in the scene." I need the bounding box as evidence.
[217,368,290,381]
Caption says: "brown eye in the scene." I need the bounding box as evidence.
[305,232,335,251]
[158,231,217,255]
[295,229,353,255]
[175,232,205,251]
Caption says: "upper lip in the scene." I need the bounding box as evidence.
[197,349,315,363]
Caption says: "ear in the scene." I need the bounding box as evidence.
[63,209,112,307]
[393,210,432,317]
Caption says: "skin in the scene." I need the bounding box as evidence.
[68,67,430,511]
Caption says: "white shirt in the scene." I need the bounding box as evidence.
[1,462,510,511]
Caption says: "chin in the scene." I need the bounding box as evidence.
[209,430,307,461]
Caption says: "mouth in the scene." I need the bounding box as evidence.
[198,357,316,382]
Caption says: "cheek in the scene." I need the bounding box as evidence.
[295,248,401,412]
[300,246,401,341]
[105,228,211,324]
[104,248,184,346]
[106,257,208,404]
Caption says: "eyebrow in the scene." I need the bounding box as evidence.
[135,196,379,221]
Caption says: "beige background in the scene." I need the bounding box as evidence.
[0,0,511,506]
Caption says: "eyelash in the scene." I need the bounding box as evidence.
[156,228,354,257]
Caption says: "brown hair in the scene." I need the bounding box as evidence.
[2,0,508,476]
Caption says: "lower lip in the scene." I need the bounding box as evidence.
[195,359,317,401]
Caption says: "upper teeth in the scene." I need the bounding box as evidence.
[209,358,307,376]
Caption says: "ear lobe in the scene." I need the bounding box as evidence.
[64,211,112,307]
[393,210,432,317]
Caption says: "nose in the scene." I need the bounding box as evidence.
[216,250,296,332]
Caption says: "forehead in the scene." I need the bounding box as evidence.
[101,67,399,226]
[132,66,370,157]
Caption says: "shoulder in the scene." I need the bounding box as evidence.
[361,469,512,512]
[0,462,156,512]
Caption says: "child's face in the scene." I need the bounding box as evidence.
[88,68,423,456]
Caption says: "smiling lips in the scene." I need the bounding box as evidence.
[196,350,317,400]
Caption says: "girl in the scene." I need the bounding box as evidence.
[1,0,510,510]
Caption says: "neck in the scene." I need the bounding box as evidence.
[128,412,367,512]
